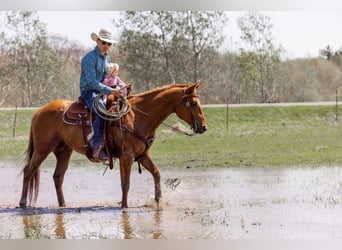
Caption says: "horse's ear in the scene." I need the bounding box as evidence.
[187,82,200,92]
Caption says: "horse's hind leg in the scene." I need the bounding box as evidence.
[19,152,48,208]
[137,151,161,202]
[53,144,73,207]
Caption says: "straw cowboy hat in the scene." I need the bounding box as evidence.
[91,28,118,44]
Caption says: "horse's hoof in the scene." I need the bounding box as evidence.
[19,198,27,208]
[19,203,26,208]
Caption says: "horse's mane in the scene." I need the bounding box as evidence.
[129,83,190,99]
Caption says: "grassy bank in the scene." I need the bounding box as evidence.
[1,105,342,168]
[154,105,342,168]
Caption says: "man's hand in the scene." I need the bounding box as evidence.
[110,89,121,97]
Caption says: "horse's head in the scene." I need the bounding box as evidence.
[175,83,207,134]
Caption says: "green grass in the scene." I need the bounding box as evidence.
[1,105,342,168]
[0,109,35,161]
[151,105,342,168]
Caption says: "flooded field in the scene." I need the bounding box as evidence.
[1,161,342,239]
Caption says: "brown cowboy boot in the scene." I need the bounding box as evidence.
[92,147,109,162]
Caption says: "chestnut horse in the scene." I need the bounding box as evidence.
[19,83,207,208]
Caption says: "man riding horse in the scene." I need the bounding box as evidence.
[19,83,206,208]
[80,28,122,162]
[19,29,207,209]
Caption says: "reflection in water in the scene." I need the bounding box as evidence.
[19,206,163,239]
[21,211,66,239]
[22,214,43,239]
[54,213,66,239]
[120,206,163,239]
[152,205,162,239]
[121,210,132,239]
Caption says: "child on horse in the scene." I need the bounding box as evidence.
[104,63,131,97]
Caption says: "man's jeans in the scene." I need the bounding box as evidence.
[81,91,106,148]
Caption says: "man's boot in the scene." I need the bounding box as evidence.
[92,147,109,162]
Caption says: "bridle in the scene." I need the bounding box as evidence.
[181,89,201,135]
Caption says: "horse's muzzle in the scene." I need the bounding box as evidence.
[198,125,207,134]
[192,122,207,134]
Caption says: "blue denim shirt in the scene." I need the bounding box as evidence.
[80,46,113,95]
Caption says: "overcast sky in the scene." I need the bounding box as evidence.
[36,11,342,59]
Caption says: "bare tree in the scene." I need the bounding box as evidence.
[236,11,283,103]
[2,12,60,106]
[114,11,227,92]
[179,11,227,82]
[1,11,77,106]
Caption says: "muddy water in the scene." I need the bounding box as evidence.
[1,162,342,239]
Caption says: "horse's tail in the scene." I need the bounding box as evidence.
[22,115,40,206]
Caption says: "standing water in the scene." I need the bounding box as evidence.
[1,162,342,239]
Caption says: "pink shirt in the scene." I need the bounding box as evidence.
[104,75,127,96]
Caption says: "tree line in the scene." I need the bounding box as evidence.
[0,11,342,107]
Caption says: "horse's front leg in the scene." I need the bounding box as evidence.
[119,155,134,208]
[53,145,73,207]
[137,151,161,202]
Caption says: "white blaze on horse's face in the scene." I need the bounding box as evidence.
[177,83,207,134]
